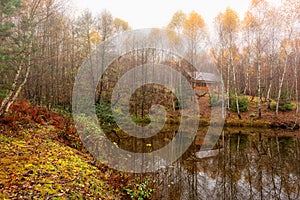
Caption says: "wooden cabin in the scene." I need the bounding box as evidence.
[187,72,219,93]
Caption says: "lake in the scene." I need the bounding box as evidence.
[116,127,300,200]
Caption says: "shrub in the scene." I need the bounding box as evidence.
[210,93,219,107]
[174,96,187,110]
[131,114,151,125]
[270,102,294,111]
[95,100,115,124]
[249,113,256,117]
[125,179,154,200]
[270,92,295,112]
[230,95,249,112]
[0,89,7,99]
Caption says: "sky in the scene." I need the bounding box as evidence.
[71,0,281,30]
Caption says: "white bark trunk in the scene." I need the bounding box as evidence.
[233,64,241,119]
[5,65,31,113]
[0,64,23,116]
[227,64,230,117]
[275,57,288,118]
[293,55,299,129]
[0,57,31,117]
[258,63,262,118]
[266,63,273,100]
[244,64,249,95]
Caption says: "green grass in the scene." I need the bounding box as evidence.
[0,125,123,199]
[225,119,270,128]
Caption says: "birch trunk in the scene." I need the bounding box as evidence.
[258,62,262,118]
[6,64,31,113]
[0,58,31,117]
[227,64,230,117]
[275,57,288,118]
[244,64,249,95]
[293,54,299,129]
[266,60,273,109]
[0,64,23,116]
[233,64,241,119]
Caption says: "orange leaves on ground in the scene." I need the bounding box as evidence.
[0,100,67,131]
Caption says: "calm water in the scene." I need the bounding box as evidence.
[116,127,300,200]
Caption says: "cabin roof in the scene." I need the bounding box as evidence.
[188,72,219,82]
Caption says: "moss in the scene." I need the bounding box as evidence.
[0,127,123,199]
[225,119,270,128]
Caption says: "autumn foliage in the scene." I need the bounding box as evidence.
[0,99,80,148]
[1,100,62,128]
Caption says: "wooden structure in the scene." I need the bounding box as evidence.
[187,72,219,93]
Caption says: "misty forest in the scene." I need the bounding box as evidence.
[1,0,300,199]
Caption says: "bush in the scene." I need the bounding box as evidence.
[174,96,187,110]
[230,95,249,112]
[131,114,151,125]
[95,100,116,124]
[270,102,294,111]
[210,93,219,107]
[269,92,295,112]
[125,179,154,200]
[0,89,7,99]
[250,113,256,117]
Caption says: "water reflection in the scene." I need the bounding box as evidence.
[152,130,300,200]
[117,128,300,199]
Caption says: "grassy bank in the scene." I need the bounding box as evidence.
[0,100,155,199]
[0,124,140,199]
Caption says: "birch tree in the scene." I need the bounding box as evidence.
[0,0,42,117]
[183,11,207,65]
[275,0,299,118]
[247,0,271,118]
[265,7,282,108]
[167,10,186,34]
[214,8,240,118]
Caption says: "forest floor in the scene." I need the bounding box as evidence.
[195,95,299,129]
[0,100,145,199]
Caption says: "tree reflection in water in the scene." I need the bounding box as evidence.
[118,128,300,200]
